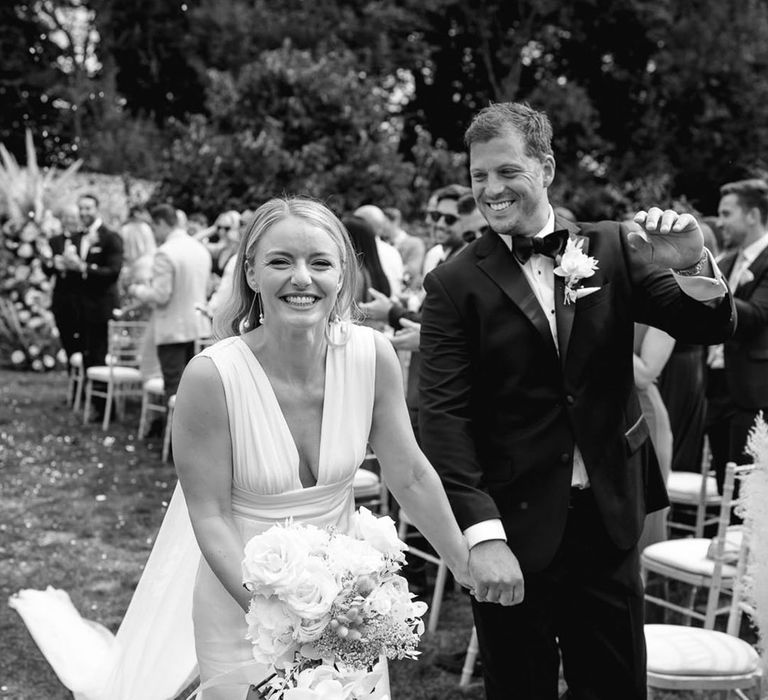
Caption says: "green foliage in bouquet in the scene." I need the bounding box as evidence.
[0,130,82,371]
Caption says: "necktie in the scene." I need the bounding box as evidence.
[512,229,569,265]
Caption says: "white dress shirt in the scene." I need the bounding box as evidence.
[464,207,728,548]
[728,232,768,290]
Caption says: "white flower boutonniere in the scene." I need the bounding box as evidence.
[553,238,599,305]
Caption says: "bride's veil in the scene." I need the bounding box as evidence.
[10,482,200,700]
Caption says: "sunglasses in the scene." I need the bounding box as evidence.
[463,225,491,238]
[216,225,235,231]
[428,211,459,226]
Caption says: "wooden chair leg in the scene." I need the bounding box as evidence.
[138,393,148,438]
[427,561,448,634]
[459,627,479,687]
[83,380,92,424]
[73,375,83,413]
[101,383,114,431]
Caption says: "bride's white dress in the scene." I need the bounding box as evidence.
[10,323,391,700]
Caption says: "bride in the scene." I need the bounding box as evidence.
[11,197,472,700]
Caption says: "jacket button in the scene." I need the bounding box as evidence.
[565,395,575,405]
[561,452,571,463]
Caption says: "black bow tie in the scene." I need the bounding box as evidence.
[512,229,569,265]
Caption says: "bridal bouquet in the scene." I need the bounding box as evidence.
[242,507,427,700]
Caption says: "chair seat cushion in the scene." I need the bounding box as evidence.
[143,376,165,394]
[642,538,738,578]
[645,624,759,676]
[86,366,143,382]
[667,471,720,501]
[353,468,380,498]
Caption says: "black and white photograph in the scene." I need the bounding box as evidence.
[1,2,768,699]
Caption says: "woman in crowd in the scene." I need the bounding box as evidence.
[172,196,472,698]
[342,214,391,304]
[634,322,675,550]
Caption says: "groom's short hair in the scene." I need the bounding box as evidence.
[464,102,554,163]
[720,179,768,225]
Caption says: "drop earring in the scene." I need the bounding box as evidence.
[257,293,265,325]
[240,294,258,332]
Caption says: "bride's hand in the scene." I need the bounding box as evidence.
[450,560,475,592]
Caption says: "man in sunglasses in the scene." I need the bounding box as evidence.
[428,184,472,265]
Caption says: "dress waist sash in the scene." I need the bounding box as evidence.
[230,473,356,530]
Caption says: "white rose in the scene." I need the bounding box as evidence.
[245,595,298,665]
[554,239,598,281]
[242,524,312,595]
[351,507,407,558]
[326,536,384,578]
[282,558,340,620]
[11,350,25,365]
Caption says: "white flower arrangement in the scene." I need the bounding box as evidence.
[553,238,599,305]
[241,507,424,700]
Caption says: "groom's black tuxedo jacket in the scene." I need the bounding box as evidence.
[419,217,735,573]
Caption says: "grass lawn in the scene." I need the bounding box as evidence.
[0,369,757,699]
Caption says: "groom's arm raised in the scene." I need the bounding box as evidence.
[419,271,523,606]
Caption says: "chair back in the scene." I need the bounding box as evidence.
[726,463,756,636]
[106,320,148,369]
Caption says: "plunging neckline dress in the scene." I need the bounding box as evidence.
[193,323,388,699]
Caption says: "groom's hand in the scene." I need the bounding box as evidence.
[468,540,524,607]
[630,208,704,270]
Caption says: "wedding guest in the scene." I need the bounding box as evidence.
[43,203,84,369]
[172,196,473,698]
[342,215,391,305]
[194,210,241,277]
[418,101,734,700]
[129,204,211,405]
[710,179,768,490]
[383,206,426,290]
[76,194,124,371]
[429,184,472,264]
[634,323,675,551]
[354,204,404,296]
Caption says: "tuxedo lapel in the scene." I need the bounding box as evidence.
[719,251,737,284]
[475,233,557,355]
[554,274,575,365]
[553,221,584,366]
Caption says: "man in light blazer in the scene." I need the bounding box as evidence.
[418,102,735,699]
[130,204,211,404]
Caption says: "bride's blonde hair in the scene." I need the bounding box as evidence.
[213,197,359,339]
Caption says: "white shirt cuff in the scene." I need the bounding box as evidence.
[673,249,728,301]
[464,519,507,548]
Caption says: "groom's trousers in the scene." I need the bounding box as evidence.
[471,488,647,700]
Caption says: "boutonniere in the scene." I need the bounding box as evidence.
[739,268,755,287]
[553,238,599,304]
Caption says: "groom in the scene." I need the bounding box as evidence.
[418,102,735,699]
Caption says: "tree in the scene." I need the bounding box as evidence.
[155,42,421,217]
[0,3,65,164]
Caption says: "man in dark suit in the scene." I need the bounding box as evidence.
[710,179,768,489]
[74,193,124,372]
[43,204,84,369]
[418,102,735,700]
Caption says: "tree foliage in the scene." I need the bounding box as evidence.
[5,0,768,219]
[154,43,421,217]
